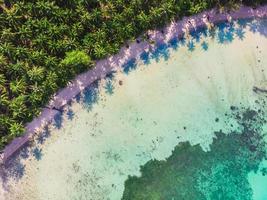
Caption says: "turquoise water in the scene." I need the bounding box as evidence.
[249,160,267,200]
[123,104,267,200]
[1,18,267,200]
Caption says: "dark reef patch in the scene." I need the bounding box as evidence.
[122,101,267,200]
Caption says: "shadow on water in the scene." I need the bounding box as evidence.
[104,80,114,95]
[32,147,42,161]
[201,41,209,51]
[168,37,179,50]
[1,125,54,183]
[236,27,246,40]
[53,112,63,129]
[37,126,51,144]
[216,22,235,44]
[139,18,267,67]
[190,28,203,43]
[105,71,116,80]
[80,81,100,111]
[66,108,75,120]
[1,80,103,185]
[1,145,28,182]
[187,40,195,51]
[1,18,267,187]
[7,161,25,180]
[104,71,117,95]
[122,58,137,74]
[140,51,150,65]
[151,43,170,61]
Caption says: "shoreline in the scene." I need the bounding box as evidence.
[1,5,267,164]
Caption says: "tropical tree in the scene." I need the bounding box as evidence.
[10,78,26,96]
[10,122,24,137]
[0,0,267,149]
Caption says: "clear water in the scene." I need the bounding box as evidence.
[1,19,267,200]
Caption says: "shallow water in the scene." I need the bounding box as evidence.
[1,19,267,200]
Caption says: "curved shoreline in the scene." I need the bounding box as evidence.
[0,6,267,164]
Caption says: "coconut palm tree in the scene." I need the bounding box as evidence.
[137,11,150,29]
[10,78,26,96]
[10,122,24,137]
[93,44,107,59]
[27,66,45,83]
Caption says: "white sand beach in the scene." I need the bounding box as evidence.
[1,18,267,200]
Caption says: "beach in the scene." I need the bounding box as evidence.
[1,6,267,165]
[1,18,267,199]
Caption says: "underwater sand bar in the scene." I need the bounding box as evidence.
[1,6,267,165]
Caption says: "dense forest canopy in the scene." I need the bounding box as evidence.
[0,0,267,149]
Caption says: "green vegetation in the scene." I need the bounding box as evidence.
[122,106,267,200]
[0,0,267,148]
[60,50,92,79]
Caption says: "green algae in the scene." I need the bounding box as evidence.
[122,102,267,200]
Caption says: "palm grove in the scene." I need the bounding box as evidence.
[0,0,267,149]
